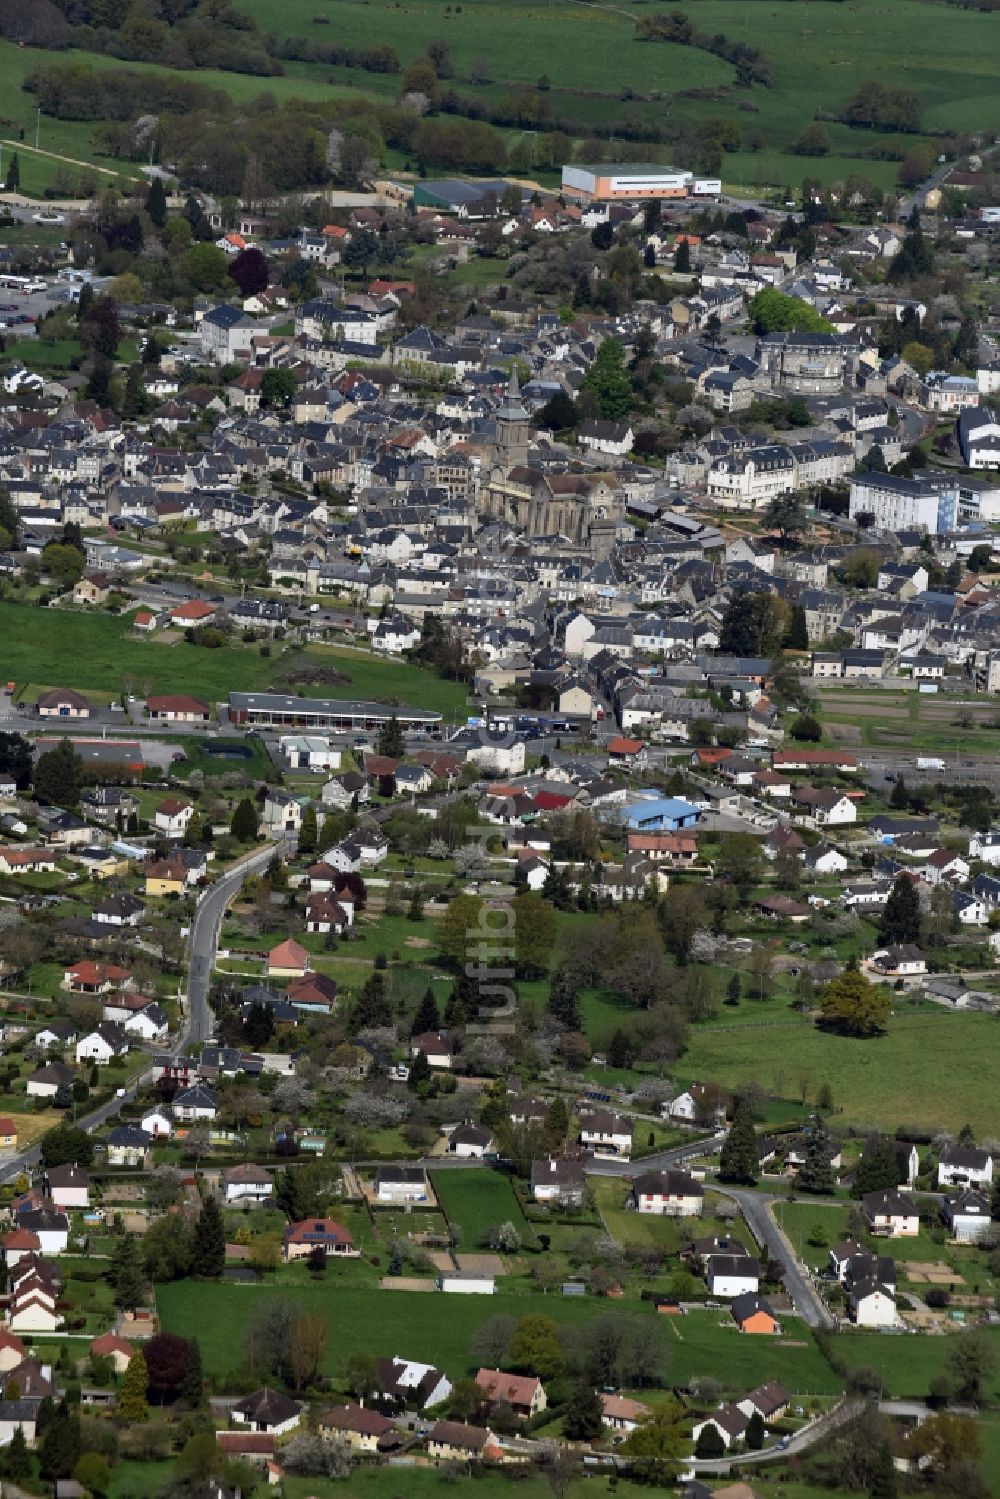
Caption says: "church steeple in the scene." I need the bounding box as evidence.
[493,363,530,471]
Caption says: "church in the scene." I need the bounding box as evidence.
[481,370,625,553]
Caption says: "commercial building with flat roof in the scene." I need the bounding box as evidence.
[562,163,694,201]
[228,692,441,730]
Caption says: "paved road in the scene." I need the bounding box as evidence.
[184,842,281,1046]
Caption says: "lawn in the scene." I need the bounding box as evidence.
[431,1168,534,1246]
[681,1011,1000,1137]
[0,602,464,712]
[155,1279,841,1393]
[832,1325,1000,1401]
[289,644,471,720]
[4,602,277,701]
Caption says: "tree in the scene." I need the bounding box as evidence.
[726,972,742,1007]
[145,176,167,228]
[260,368,299,409]
[376,714,405,758]
[764,492,807,540]
[42,542,85,591]
[695,1422,724,1457]
[243,1001,274,1050]
[507,1315,565,1379]
[182,242,229,293]
[411,986,439,1036]
[0,490,21,553]
[535,389,577,432]
[31,736,83,810]
[790,712,822,742]
[563,1381,605,1440]
[73,1452,110,1495]
[879,874,921,945]
[797,1118,837,1194]
[547,964,581,1030]
[118,1348,149,1421]
[749,288,835,335]
[39,1401,80,1480]
[289,1312,327,1390]
[719,1098,758,1184]
[946,1333,995,1405]
[674,237,691,272]
[512,891,556,979]
[407,886,424,922]
[784,604,809,651]
[746,1410,765,1450]
[818,968,890,1038]
[4,153,19,191]
[41,1123,94,1169]
[80,295,121,360]
[869,1439,898,1499]
[623,1403,686,1481]
[143,1212,194,1282]
[298,803,318,856]
[191,1194,225,1278]
[581,335,632,420]
[111,1232,145,1311]
[230,797,259,842]
[853,1133,904,1198]
[4,1425,29,1481]
[144,1333,193,1405]
[544,1095,569,1151]
[228,246,269,296]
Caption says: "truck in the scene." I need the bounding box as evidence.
[916,756,946,771]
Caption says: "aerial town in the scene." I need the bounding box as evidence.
[1,88,1000,1499]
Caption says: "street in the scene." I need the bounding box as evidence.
[184,841,282,1046]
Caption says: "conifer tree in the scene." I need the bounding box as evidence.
[118,1349,149,1422]
[191,1195,225,1278]
[298,803,318,855]
[718,1097,759,1184]
[410,986,440,1037]
[797,1118,837,1195]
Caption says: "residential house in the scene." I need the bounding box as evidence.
[475,1369,546,1419]
[629,1169,703,1217]
[579,1109,633,1160]
[283,1219,357,1261]
[373,1166,428,1204]
[937,1144,993,1189]
[231,1388,302,1435]
[530,1157,585,1206]
[862,1189,920,1237]
[223,1165,274,1206]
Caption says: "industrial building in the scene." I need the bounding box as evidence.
[561,163,720,201]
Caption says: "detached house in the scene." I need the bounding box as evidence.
[475,1369,546,1419]
[579,1109,633,1160]
[530,1157,585,1206]
[863,1189,920,1237]
[629,1169,703,1217]
[937,1143,993,1189]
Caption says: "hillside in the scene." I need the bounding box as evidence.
[1,0,999,195]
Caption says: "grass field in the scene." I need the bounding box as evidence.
[430,1168,532,1246]
[832,1325,1000,1401]
[155,1279,841,1392]
[2,0,999,196]
[291,644,471,719]
[0,602,465,713]
[682,1011,1000,1137]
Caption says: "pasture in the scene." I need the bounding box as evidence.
[681,1010,1000,1138]
[2,0,999,194]
[0,602,463,712]
[155,1279,841,1391]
